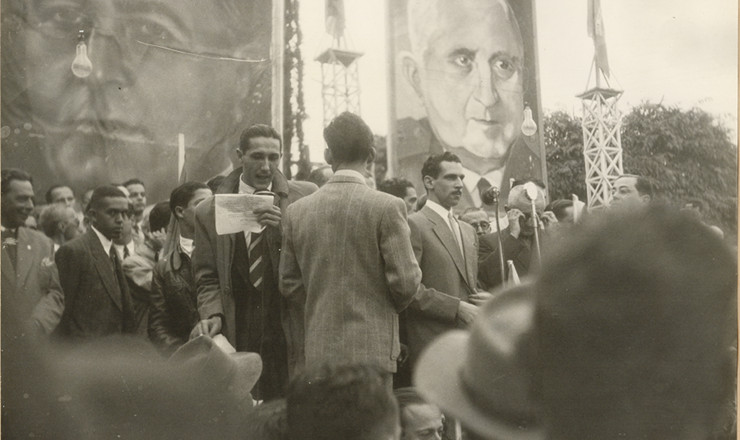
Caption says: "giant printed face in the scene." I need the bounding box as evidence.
[2,0,272,202]
[404,0,524,168]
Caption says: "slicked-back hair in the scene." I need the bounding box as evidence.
[149,201,172,233]
[45,184,73,204]
[88,185,128,212]
[378,178,415,199]
[2,168,32,195]
[287,364,398,440]
[169,182,210,215]
[323,112,375,164]
[616,174,654,198]
[123,178,145,189]
[421,152,461,182]
[239,124,282,152]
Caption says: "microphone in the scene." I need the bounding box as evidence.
[481,186,500,206]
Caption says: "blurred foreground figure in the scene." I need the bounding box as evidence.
[394,387,446,440]
[287,364,401,440]
[533,205,737,439]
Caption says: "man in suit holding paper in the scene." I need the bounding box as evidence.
[191,124,316,399]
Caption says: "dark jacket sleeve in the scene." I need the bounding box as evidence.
[478,232,526,290]
[148,260,181,355]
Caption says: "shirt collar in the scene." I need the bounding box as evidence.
[90,225,113,256]
[238,174,272,195]
[334,169,367,182]
[425,199,454,225]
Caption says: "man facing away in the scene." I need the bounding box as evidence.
[280,112,424,385]
[192,124,317,400]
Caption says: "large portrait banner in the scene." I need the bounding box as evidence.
[388,0,547,212]
[1,0,281,203]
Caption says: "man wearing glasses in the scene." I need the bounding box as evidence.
[2,0,272,202]
[459,209,492,237]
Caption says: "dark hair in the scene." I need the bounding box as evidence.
[241,398,288,440]
[323,112,374,164]
[393,387,428,411]
[420,152,461,182]
[616,174,654,198]
[149,201,172,233]
[533,205,736,439]
[378,178,414,199]
[169,182,210,215]
[2,168,33,195]
[123,178,145,189]
[239,124,282,152]
[88,185,128,211]
[545,199,573,222]
[206,175,226,193]
[287,364,398,440]
[45,184,73,204]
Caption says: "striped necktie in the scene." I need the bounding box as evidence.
[248,231,266,291]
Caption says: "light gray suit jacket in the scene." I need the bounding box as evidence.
[406,206,478,364]
[280,173,422,373]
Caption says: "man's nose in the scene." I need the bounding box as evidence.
[472,59,498,108]
[87,26,136,89]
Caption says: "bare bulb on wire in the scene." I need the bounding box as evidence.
[71,30,92,78]
[521,105,537,136]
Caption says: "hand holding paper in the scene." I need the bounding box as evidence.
[214,194,275,235]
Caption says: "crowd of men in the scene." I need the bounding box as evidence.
[2,112,736,439]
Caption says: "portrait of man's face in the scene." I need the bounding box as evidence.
[404,0,524,164]
[2,0,272,202]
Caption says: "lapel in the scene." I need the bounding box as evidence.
[422,206,470,288]
[85,230,123,311]
[2,238,16,291]
[15,228,37,290]
[460,224,477,287]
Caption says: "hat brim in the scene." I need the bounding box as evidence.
[414,331,544,440]
[231,352,263,397]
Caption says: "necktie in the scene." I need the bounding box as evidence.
[448,212,465,258]
[110,244,136,333]
[2,228,18,269]
[123,245,130,259]
[248,230,266,291]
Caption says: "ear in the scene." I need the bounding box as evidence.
[422,175,435,192]
[366,147,377,164]
[401,51,424,100]
[174,205,186,221]
[641,194,651,204]
[235,148,244,160]
[324,148,334,165]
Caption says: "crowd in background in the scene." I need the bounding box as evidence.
[1,112,736,440]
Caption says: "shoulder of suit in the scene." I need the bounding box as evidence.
[20,227,54,247]
[287,180,319,198]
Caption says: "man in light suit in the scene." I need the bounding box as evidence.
[404,152,483,375]
[1,169,64,336]
[55,185,137,339]
[191,124,317,400]
[280,112,423,385]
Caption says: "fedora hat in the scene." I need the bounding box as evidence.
[414,283,543,440]
[171,335,262,403]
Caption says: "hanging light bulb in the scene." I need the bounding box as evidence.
[521,105,537,136]
[71,30,92,78]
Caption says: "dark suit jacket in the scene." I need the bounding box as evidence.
[55,229,133,338]
[396,117,542,213]
[478,227,540,291]
[193,168,317,376]
[280,173,422,373]
[406,206,478,364]
[1,227,63,334]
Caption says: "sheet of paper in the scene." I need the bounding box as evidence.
[214,194,274,235]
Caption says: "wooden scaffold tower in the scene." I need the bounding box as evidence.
[579,0,623,209]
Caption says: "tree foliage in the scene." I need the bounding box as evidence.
[545,103,737,236]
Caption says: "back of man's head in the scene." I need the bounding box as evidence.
[378,178,414,199]
[533,205,736,439]
[324,112,374,165]
[287,364,399,440]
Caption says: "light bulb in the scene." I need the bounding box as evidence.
[71,40,93,78]
[521,106,537,136]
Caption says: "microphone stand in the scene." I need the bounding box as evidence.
[485,187,507,287]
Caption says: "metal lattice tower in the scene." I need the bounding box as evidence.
[316,48,363,127]
[578,80,623,209]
